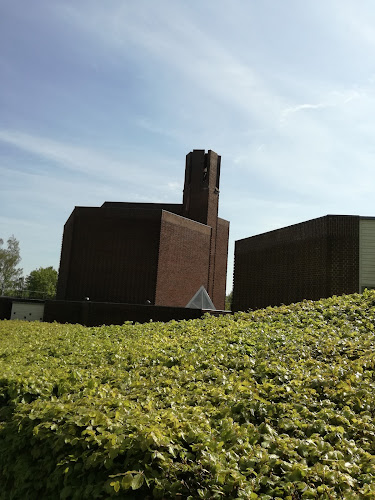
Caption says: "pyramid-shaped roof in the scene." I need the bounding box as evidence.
[185,286,216,310]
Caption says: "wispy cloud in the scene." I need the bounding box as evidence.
[4,0,375,286]
[0,129,184,198]
[0,129,131,179]
[281,102,327,121]
[54,2,285,127]
[0,129,185,213]
[46,2,375,205]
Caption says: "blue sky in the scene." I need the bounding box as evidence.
[1,1,375,293]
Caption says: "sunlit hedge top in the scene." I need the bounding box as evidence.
[1,291,375,499]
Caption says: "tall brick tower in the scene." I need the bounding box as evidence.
[182,149,221,227]
[182,150,224,305]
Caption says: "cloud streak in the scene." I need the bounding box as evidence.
[3,0,375,287]
[0,129,130,179]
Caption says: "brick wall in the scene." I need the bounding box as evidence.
[57,207,162,304]
[155,211,211,307]
[182,150,220,228]
[181,150,227,306]
[211,217,230,310]
[56,212,74,299]
[56,150,229,310]
[102,202,183,215]
[233,215,360,312]
[327,216,359,296]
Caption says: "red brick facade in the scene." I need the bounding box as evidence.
[56,150,229,310]
[233,215,359,312]
[155,211,212,307]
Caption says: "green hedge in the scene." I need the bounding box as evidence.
[1,291,375,498]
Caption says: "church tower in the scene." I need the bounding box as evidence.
[182,149,221,227]
[56,149,229,312]
[182,149,223,303]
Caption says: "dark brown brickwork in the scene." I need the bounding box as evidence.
[211,218,230,310]
[102,202,183,215]
[182,150,220,227]
[182,150,225,303]
[56,213,74,299]
[233,215,359,312]
[56,150,229,309]
[326,216,359,295]
[57,207,161,303]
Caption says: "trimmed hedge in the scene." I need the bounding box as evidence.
[1,291,375,498]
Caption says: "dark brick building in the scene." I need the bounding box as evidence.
[233,215,375,312]
[56,150,229,310]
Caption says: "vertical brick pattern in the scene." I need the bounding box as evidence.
[206,153,220,300]
[56,213,74,299]
[155,211,211,307]
[327,216,359,296]
[56,150,229,310]
[233,215,359,312]
[58,207,161,304]
[181,150,227,305]
[212,218,230,310]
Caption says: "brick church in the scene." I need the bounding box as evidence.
[232,215,372,312]
[56,150,229,310]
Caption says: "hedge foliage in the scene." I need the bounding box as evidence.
[1,291,375,499]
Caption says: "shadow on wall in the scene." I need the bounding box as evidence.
[0,297,230,326]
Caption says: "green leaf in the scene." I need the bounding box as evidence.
[131,473,144,490]
[121,474,133,490]
[110,481,120,493]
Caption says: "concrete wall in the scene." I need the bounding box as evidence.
[0,298,45,321]
[11,302,44,321]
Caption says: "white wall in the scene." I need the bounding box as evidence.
[10,302,44,321]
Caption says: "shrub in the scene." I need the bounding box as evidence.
[1,291,375,498]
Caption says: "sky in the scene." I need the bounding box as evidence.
[2,1,375,293]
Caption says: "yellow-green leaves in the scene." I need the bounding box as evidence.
[1,291,375,498]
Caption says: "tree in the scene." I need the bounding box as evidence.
[26,266,58,299]
[225,290,233,311]
[0,236,23,296]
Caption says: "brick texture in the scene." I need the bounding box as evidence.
[211,217,230,310]
[56,150,229,310]
[233,215,359,312]
[155,211,211,307]
[57,207,161,304]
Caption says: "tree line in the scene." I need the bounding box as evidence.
[0,235,58,299]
